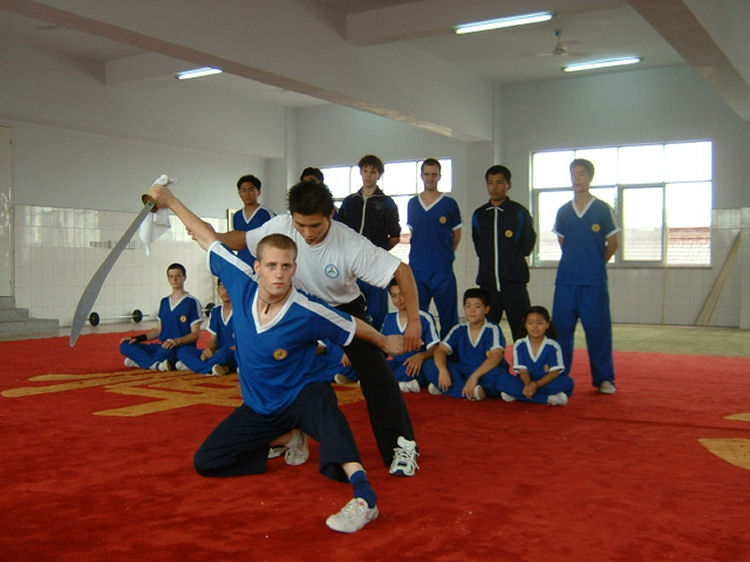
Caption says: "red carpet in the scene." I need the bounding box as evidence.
[2,332,750,561]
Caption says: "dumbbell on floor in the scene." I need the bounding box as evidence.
[88,309,147,326]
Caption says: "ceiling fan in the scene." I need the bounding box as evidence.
[536,29,586,57]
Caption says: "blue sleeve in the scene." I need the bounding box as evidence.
[450,198,462,228]
[208,242,255,305]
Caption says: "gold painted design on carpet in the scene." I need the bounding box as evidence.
[1,370,364,416]
[699,411,750,471]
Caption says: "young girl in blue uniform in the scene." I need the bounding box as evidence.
[381,279,440,393]
[176,278,237,376]
[495,306,573,406]
[423,288,509,401]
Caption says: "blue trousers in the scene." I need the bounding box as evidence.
[413,269,458,339]
[176,345,237,374]
[422,360,503,398]
[194,382,361,483]
[494,372,575,404]
[552,284,615,387]
[120,341,179,368]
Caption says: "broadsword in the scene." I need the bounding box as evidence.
[69,194,158,346]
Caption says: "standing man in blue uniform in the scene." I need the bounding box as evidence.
[232,174,274,267]
[407,158,462,338]
[471,165,536,342]
[120,263,202,371]
[337,154,401,330]
[552,158,619,394]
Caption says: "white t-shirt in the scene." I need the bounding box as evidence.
[245,214,401,306]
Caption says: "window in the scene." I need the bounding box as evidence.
[320,158,453,262]
[531,141,712,266]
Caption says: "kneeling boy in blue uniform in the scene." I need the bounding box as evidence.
[423,288,509,401]
[176,278,237,376]
[148,181,406,533]
[381,279,440,393]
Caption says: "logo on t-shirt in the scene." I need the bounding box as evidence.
[180,315,187,323]
[325,264,340,279]
[591,223,601,232]
[439,216,447,224]
[505,229,513,238]
[273,349,288,360]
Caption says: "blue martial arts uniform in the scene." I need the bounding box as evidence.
[193,242,364,482]
[495,337,574,403]
[552,197,619,386]
[380,309,439,386]
[407,193,462,338]
[232,206,274,267]
[176,304,237,374]
[423,320,509,398]
[120,293,202,368]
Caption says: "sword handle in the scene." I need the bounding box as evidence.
[141,193,158,211]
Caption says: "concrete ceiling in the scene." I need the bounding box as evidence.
[1,0,748,136]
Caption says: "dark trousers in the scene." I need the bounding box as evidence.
[337,297,416,467]
[194,382,361,482]
[484,285,531,343]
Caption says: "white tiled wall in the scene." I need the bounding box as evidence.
[14,205,226,327]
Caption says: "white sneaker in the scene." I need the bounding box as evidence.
[123,357,139,368]
[326,497,379,533]
[547,392,569,406]
[472,385,486,401]
[267,446,285,459]
[399,379,421,393]
[500,392,516,402]
[389,436,419,477]
[157,360,172,372]
[428,383,442,395]
[334,373,354,384]
[211,364,226,376]
[175,360,190,371]
[284,430,310,466]
[599,381,617,394]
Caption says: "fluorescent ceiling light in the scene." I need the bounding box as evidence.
[563,57,643,73]
[454,11,553,34]
[175,67,222,80]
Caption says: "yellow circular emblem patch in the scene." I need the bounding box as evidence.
[439,216,447,224]
[505,229,513,238]
[180,315,187,323]
[592,223,601,232]
[273,349,288,360]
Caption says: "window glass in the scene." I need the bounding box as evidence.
[532,151,574,188]
[537,190,572,261]
[622,187,663,261]
[382,161,418,196]
[575,147,617,186]
[618,144,663,184]
[665,142,712,182]
[325,166,353,199]
[665,181,711,265]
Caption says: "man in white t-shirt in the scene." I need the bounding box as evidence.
[214,180,422,477]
